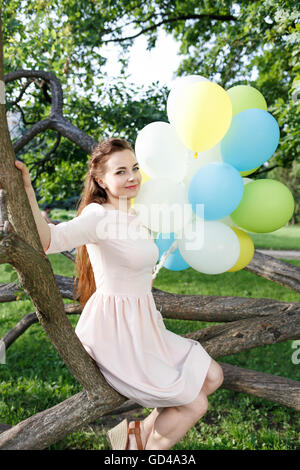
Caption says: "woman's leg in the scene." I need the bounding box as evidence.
[201,359,224,396]
[143,359,224,450]
[127,407,162,450]
[142,407,162,440]
[144,391,209,450]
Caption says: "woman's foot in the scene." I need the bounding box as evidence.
[126,421,147,450]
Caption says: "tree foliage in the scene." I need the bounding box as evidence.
[2,0,299,207]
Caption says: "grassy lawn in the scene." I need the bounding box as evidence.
[249,225,300,250]
[0,224,299,450]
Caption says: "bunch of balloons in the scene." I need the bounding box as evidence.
[134,75,295,275]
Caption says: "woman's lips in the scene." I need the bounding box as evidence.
[126,184,138,189]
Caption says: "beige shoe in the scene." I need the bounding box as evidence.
[107,418,144,450]
[107,418,129,450]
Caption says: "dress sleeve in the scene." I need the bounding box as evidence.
[44,203,105,255]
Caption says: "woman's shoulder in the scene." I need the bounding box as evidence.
[81,202,106,216]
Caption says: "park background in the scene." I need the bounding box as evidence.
[0,0,299,450]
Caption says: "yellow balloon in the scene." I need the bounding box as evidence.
[173,81,232,152]
[140,168,151,184]
[227,227,255,272]
[131,169,150,209]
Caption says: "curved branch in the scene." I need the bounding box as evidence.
[4,70,63,116]
[102,13,236,43]
[4,70,98,155]
[245,249,300,293]
[1,303,81,350]
[185,311,300,357]
[48,116,97,154]
[12,117,52,153]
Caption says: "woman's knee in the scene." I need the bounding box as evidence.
[177,391,208,419]
[203,360,224,394]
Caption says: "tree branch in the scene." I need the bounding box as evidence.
[184,311,300,357]
[1,303,81,350]
[101,13,236,44]
[0,361,299,449]
[4,70,98,155]
[245,249,300,293]
[219,362,300,411]
[0,390,116,449]
[2,275,299,322]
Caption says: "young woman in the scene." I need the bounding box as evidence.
[15,137,224,451]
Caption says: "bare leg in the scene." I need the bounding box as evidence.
[144,359,224,450]
[127,408,162,450]
[144,391,208,450]
[142,407,162,440]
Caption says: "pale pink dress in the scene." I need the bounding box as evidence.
[45,202,212,408]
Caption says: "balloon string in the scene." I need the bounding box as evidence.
[152,239,178,280]
[193,152,198,159]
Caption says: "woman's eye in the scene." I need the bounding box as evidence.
[117,167,139,175]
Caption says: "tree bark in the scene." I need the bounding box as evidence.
[1,361,299,450]
[245,249,300,294]
[0,390,112,450]
[152,288,300,322]
[4,70,97,155]
[184,311,300,357]
[2,274,300,322]
[220,362,300,411]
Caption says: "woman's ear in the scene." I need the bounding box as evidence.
[95,178,106,189]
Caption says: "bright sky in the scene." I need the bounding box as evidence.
[101,30,182,89]
[8,28,182,133]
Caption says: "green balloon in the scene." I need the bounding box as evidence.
[227,85,267,117]
[230,179,294,233]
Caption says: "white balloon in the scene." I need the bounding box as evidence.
[183,142,223,188]
[177,219,240,274]
[218,215,240,228]
[134,177,193,233]
[135,121,188,182]
[167,75,209,125]
[242,177,253,185]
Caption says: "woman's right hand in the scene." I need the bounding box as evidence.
[14,160,33,191]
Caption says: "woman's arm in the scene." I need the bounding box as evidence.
[14,160,51,251]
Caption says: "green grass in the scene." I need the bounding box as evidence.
[0,226,299,450]
[249,225,300,250]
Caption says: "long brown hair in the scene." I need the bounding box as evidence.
[72,137,134,309]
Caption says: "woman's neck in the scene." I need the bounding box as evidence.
[103,199,133,213]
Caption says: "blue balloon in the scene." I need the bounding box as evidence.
[188,162,244,220]
[220,109,280,171]
[155,232,189,271]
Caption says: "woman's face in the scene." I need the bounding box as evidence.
[95,149,142,205]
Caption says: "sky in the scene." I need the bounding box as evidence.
[8,28,182,133]
[101,30,182,89]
